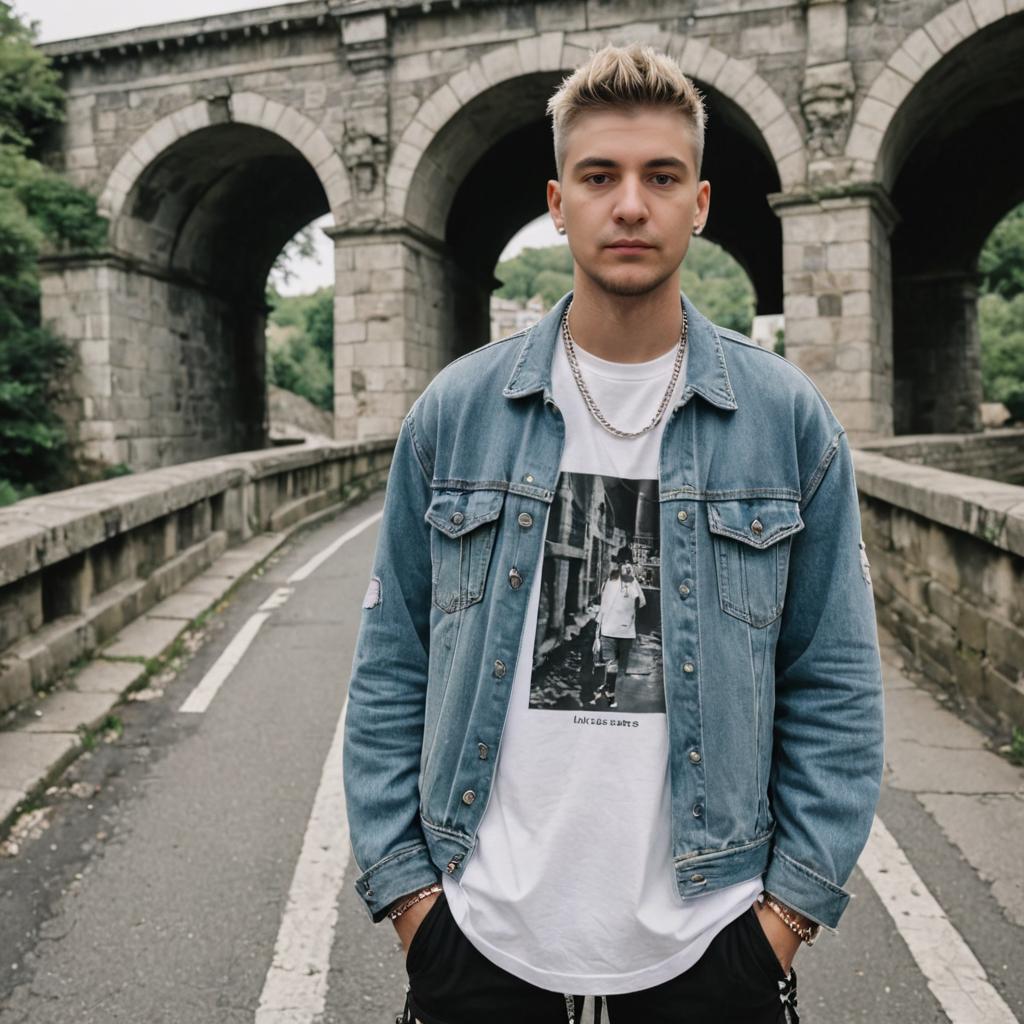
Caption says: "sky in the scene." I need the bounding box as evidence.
[18,1,567,294]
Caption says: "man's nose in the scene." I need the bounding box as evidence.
[614,176,648,221]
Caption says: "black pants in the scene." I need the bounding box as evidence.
[398,891,800,1024]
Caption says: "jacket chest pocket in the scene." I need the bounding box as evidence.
[706,497,805,628]
[425,488,506,613]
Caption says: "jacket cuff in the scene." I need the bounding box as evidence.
[353,841,442,924]
[763,847,852,933]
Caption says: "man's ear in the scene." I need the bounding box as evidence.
[547,178,563,229]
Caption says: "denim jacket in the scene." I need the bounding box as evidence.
[343,288,885,933]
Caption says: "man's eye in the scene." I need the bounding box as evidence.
[588,174,609,185]
[653,174,675,185]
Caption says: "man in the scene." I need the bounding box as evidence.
[343,41,884,1024]
[590,549,647,708]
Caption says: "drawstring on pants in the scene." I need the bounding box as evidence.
[562,992,603,1024]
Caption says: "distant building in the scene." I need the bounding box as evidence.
[751,313,785,350]
[491,294,547,341]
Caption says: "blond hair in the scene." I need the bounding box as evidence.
[546,43,708,180]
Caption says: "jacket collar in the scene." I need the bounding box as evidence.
[501,288,739,412]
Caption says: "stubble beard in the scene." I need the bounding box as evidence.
[579,257,680,298]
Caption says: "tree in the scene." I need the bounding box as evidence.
[978,202,1024,421]
[0,3,107,505]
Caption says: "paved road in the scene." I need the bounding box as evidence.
[0,492,1021,1023]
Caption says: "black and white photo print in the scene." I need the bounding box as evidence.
[529,472,666,714]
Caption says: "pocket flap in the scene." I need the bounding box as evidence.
[425,488,505,538]
[707,497,805,549]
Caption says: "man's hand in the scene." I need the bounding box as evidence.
[392,891,441,956]
[752,899,803,975]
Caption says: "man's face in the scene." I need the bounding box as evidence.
[547,105,711,298]
[620,561,635,580]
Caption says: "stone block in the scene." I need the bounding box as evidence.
[68,658,146,695]
[901,28,942,76]
[21,690,117,734]
[923,8,968,53]
[763,113,803,159]
[856,96,895,134]
[986,618,1024,683]
[100,613,184,659]
[966,0,1006,28]
[866,67,914,109]
[0,731,80,795]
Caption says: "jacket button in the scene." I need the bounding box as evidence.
[751,518,763,535]
[523,473,535,483]
[689,750,702,763]
[451,511,465,526]
[690,873,705,884]
[677,509,688,523]
[508,567,523,589]
[493,659,507,678]
[692,803,703,817]
[462,790,476,805]
[683,661,695,673]
[678,582,690,596]
[518,512,533,528]
[478,743,489,759]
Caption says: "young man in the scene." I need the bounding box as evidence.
[343,43,885,1024]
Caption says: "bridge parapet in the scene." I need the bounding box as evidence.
[0,438,394,714]
[854,433,1024,736]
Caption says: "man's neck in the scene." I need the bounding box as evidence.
[566,275,683,363]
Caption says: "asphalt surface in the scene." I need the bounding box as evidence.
[0,489,1021,1024]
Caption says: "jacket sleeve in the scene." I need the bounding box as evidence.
[342,409,441,923]
[765,427,885,932]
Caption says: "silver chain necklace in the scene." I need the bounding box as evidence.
[560,299,688,439]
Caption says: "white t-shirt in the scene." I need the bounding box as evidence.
[442,319,764,996]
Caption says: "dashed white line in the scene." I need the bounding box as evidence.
[178,611,272,714]
[860,814,1019,1023]
[287,509,383,584]
[254,697,351,1023]
[178,509,382,715]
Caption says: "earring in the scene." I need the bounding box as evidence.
[557,226,566,235]
[693,225,703,235]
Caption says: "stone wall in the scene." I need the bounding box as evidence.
[854,448,1024,734]
[39,256,265,469]
[0,438,393,714]
[860,428,1024,486]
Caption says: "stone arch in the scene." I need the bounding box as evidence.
[386,30,806,232]
[845,3,1021,189]
[99,92,350,225]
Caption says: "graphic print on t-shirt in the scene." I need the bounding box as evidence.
[528,471,666,714]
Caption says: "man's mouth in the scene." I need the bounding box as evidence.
[607,241,654,254]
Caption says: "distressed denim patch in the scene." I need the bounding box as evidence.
[362,575,382,609]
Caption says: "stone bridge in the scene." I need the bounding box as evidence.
[36,0,1024,470]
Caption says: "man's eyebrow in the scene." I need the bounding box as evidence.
[571,156,689,174]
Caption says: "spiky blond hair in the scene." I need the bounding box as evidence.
[546,42,708,180]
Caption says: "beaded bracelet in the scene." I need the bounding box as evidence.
[388,883,442,921]
[762,892,821,946]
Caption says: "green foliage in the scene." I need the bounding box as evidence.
[495,245,574,305]
[978,202,1024,421]
[0,3,64,150]
[0,4,108,505]
[265,284,334,411]
[979,204,1024,301]
[495,237,756,334]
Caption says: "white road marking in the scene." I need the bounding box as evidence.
[255,697,351,1024]
[177,509,381,714]
[178,611,271,714]
[287,509,383,584]
[259,586,294,611]
[859,815,1019,1023]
